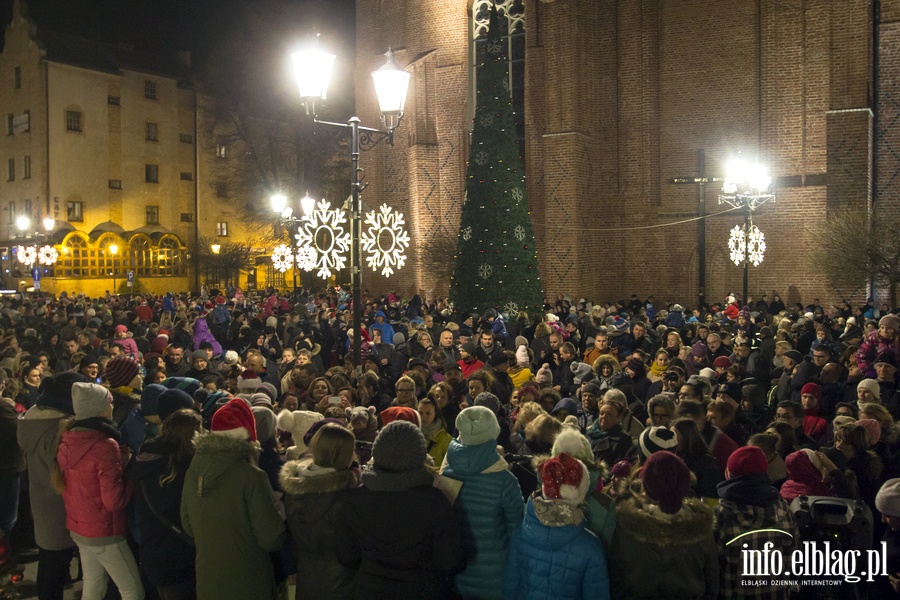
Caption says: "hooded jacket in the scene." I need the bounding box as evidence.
[609,494,718,600]
[193,316,223,356]
[56,424,132,538]
[181,433,286,600]
[442,439,524,599]
[281,458,358,600]
[503,497,610,600]
[17,405,74,550]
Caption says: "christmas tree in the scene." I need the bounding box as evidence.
[450,3,543,316]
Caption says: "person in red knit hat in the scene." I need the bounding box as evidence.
[800,383,827,444]
[181,399,285,599]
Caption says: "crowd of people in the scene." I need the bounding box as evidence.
[1,286,900,599]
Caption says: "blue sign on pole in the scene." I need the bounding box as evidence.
[32,267,40,281]
[127,270,135,287]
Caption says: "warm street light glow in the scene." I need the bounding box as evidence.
[372,48,410,123]
[300,192,316,217]
[16,216,29,232]
[210,244,221,254]
[270,194,288,214]
[43,217,55,231]
[109,244,119,256]
[291,45,335,103]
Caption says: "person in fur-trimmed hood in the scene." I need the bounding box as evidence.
[609,451,719,600]
[281,424,359,600]
[181,399,286,600]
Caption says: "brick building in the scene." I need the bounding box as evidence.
[354,0,896,308]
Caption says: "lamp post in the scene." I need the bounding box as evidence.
[109,244,119,294]
[271,192,315,292]
[718,157,775,303]
[211,244,221,287]
[291,42,410,367]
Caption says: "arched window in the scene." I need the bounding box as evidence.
[58,235,89,277]
[157,237,184,276]
[471,0,525,157]
[130,236,151,277]
[97,236,122,278]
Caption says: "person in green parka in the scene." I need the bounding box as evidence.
[441,406,524,599]
[181,398,286,600]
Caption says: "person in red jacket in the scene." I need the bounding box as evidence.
[800,382,827,443]
[55,382,144,600]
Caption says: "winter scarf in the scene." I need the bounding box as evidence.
[649,362,668,379]
[421,419,444,440]
[72,416,122,443]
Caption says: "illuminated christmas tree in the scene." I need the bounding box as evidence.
[450,3,542,315]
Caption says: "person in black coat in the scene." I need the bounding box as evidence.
[129,409,201,599]
[336,421,464,600]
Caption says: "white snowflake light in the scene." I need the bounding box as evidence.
[747,225,766,267]
[728,226,745,267]
[479,113,495,127]
[271,244,294,273]
[514,225,526,241]
[296,247,317,272]
[38,245,59,266]
[474,150,489,166]
[479,263,493,279]
[511,188,523,202]
[461,226,473,241]
[361,204,410,277]
[503,301,520,316]
[16,245,36,267]
[294,199,351,279]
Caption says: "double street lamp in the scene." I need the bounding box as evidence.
[718,158,776,304]
[282,41,410,366]
[109,244,119,294]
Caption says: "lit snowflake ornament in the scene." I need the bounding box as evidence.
[461,226,473,241]
[514,225,526,241]
[38,245,59,266]
[361,204,410,277]
[16,245,36,267]
[296,247,317,272]
[747,225,766,267]
[728,226,745,267]
[503,301,520,316]
[474,150,490,166]
[294,200,351,279]
[511,187,524,202]
[479,263,493,279]
[479,113,495,127]
[271,244,294,273]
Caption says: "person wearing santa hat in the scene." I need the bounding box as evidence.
[503,452,610,600]
[181,399,285,600]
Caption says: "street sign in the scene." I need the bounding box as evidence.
[127,270,134,287]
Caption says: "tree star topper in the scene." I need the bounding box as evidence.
[360,204,410,277]
[294,199,351,279]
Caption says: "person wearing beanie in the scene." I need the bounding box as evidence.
[105,355,143,428]
[799,382,827,443]
[714,445,799,599]
[281,424,359,600]
[874,478,900,597]
[779,449,834,502]
[857,377,882,408]
[508,343,534,389]
[336,421,464,598]
[535,362,553,387]
[252,405,284,496]
[457,341,485,379]
[609,451,718,600]
[119,383,167,453]
[112,324,140,358]
[277,409,324,460]
[17,372,90,598]
[441,406,523,598]
[181,400,286,600]
[184,349,210,381]
[56,382,144,600]
[637,425,678,463]
[380,405,422,428]
[549,428,616,549]
[504,453,610,600]
[856,313,900,378]
[129,409,202,599]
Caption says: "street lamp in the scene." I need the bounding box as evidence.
[109,244,119,294]
[16,215,29,234]
[291,43,410,367]
[718,157,775,303]
[210,244,221,287]
[270,193,315,293]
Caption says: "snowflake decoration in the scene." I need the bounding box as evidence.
[487,40,502,54]
[503,301,520,316]
[461,226,473,241]
[511,187,523,202]
[479,113,495,127]
[728,226,745,267]
[474,150,490,166]
[16,245,36,267]
[513,225,526,241]
[294,199,351,279]
[361,204,410,277]
[271,244,294,273]
[502,77,510,92]
[479,263,493,279]
[296,247,317,272]
[747,225,766,267]
[38,245,59,266]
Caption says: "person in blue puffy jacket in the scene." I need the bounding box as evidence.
[503,452,610,600]
[442,406,524,599]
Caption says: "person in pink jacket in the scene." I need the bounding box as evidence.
[112,325,140,359]
[55,382,144,600]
